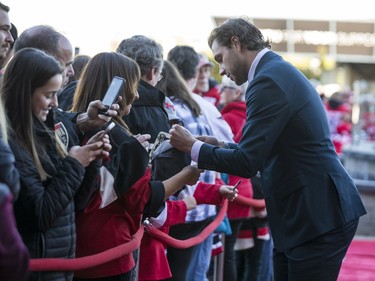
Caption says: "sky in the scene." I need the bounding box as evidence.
[9,0,375,57]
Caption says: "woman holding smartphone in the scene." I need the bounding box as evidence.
[70,52,203,281]
[2,47,111,281]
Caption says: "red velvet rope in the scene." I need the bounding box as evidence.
[235,194,266,209]
[146,199,228,248]
[29,201,228,272]
[29,226,144,272]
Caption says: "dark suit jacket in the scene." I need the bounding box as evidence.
[198,51,366,251]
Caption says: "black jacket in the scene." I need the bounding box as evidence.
[57,81,78,111]
[0,138,20,199]
[11,117,85,281]
[123,80,170,143]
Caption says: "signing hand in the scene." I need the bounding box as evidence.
[169,124,197,153]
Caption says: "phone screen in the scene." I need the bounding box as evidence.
[102,76,126,107]
[103,122,115,134]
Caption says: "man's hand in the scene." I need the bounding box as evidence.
[169,124,196,153]
[196,135,222,146]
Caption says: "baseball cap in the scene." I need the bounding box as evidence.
[221,75,248,94]
[198,54,214,69]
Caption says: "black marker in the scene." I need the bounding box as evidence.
[233,180,242,191]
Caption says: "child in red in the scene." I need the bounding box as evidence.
[138,140,237,280]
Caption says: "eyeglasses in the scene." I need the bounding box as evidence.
[157,73,163,82]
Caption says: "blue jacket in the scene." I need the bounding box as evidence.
[198,51,366,251]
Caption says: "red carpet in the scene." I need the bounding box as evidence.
[338,238,375,280]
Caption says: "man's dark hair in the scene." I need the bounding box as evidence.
[10,23,17,49]
[116,35,164,77]
[0,2,10,13]
[208,17,271,51]
[167,45,199,81]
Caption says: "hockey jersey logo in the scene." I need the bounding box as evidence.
[54,121,69,148]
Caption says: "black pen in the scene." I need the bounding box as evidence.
[233,180,242,191]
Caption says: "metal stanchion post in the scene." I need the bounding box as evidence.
[130,247,140,281]
[213,234,224,281]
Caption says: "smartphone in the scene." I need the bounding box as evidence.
[99,76,126,114]
[233,180,242,191]
[102,121,115,134]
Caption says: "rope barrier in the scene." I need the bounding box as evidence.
[235,194,266,209]
[146,200,228,248]
[29,226,144,272]
[28,198,242,272]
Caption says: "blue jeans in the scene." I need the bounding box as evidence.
[186,233,214,281]
[236,233,273,281]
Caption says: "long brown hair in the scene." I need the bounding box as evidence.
[71,52,140,131]
[156,60,201,117]
[2,48,65,180]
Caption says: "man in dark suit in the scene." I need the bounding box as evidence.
[169,18,366,281]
